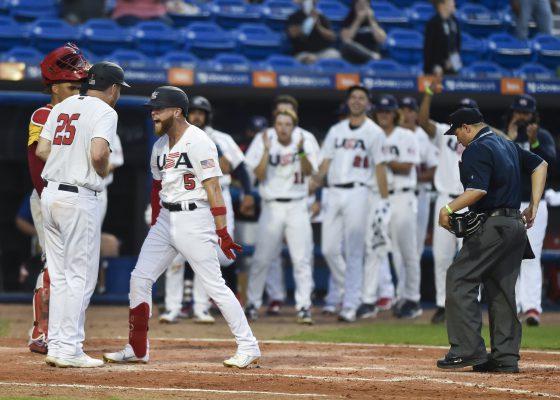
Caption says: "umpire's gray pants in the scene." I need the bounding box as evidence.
[445,215,526,365]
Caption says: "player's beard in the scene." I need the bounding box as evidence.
[154,116,173,137]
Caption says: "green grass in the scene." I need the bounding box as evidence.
[284,323,560,350]
[0,319,8,337]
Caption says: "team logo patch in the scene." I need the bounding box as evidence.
[151,91,158,99]
[88,74,95,85]
[201,159,215,169]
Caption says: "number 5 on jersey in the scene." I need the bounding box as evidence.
[53,113,80,145]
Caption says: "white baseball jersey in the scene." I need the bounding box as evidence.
[40,94,117,192]
[320,118,387,186]
[382,126,420,191]
[103,133,124,188]
[150,125,222,204]
[245,127,320,200]
[432,122,464,195]
[414,126,439,192]
[205,126,244,188]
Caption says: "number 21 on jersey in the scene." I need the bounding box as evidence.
[53,113,80,145]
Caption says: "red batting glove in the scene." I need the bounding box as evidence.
[216,227,243,260]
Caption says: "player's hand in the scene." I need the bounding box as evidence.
[310,200,321,218]
[297,137,305,152]
[438,207,451,230]
[239,194,255,217]
[526,123,539,144]
[216,227,243,260]
[262,132,271,151]
[521,203,538,229]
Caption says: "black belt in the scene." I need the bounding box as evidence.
[271,198,303,202]
[333,182,365,189]
[44,180,95,195]
[162,201,197,212]
[389,187,418,195]
[485,208,521,218]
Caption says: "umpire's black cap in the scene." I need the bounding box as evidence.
[145,86,189,116]
[85,61,130,90]
[444,107,484,135]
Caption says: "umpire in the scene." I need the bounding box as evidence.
[436,108,547,373]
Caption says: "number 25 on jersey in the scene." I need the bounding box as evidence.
[53,113,80,145]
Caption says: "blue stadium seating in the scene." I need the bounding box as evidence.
[0,0,10,14]
[168,3,212,27]
[311,58,358,73]
[79,19,131,56]
[131,21,180,56]
[461,32,487,66]
[371,2,410,31]
[478,0,503,11]
[211,0,263,30]
[255,54,303,72]
[236,23,283,61]
[0,45,41,64]
[183,22,237,59]
[391,0,417,7]
[316,1,348,31]
[487,32,532,68]
[385,28,423,64]
[261,0,298,31]
[8,0,58,22]
[105,48,150,69]
[531,34,560,70]
[157,50,198,69]
[0,15,27,51]
[406,2,435,32]
[202,52,251,72]
[513,62,555,80]
[456,3,503,38]
[29,18,80,54]
[360,59,410,76]
[460,60,510,79]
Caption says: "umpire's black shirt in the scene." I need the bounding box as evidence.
[459,127,545,213]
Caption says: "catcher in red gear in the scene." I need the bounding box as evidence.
[27,43,89,354]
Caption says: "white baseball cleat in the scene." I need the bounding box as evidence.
[193,310,215,324]
[103,344,149,364]
[223,353,260,368]
[47,354,104,368]
[159,310,179,324]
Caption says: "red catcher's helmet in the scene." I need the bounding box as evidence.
[40,43,89,86]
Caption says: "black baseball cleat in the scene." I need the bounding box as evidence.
[437,353,488,369]
[431,307,445,324]
[473,359,519,373]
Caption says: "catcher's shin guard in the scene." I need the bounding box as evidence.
[129,303,150,358]
[29,267,50,353]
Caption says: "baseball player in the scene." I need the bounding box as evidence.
[26,43,90,354]
[314,85,389,323]
[103,86,260,368]
[244,109,320,324]
[36,61,127,368]
[373,94,422,319]
[505,95,556,326]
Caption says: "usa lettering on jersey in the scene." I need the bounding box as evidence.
[158,152,193,170]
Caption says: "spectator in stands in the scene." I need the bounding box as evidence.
[511,0,556,40]
[112,0,172,27]
[62,0,106,25]
[287,0,341,64]
[423,0,462,75]
[340,0,387,64]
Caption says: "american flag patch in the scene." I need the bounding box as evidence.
[200,159,215,169]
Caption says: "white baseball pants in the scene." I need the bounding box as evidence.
[416,189,431,259]
[164,254,186,315]
[30,189,45,252]
[265,256,286,302]
[362,191,386,304]
[41,183,101,359]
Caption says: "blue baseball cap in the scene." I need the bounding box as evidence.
[511,94,536,113]
[456,97,479,109]
[247,115,268,131]
[399,96,419,111]
[374,94,399,111]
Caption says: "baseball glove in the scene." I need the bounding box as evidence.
[448,211,487,238]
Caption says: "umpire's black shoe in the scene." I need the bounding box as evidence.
[436,353,488,369]
[473,359,519,373]
[431,307,445,324]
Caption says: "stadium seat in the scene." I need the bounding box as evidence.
[311,58,358,73]
[79,19,131,56]
[406,2,435,33]
[236,23,283,61]
[0,45,41,64]
[168,3,212,27]
[202,52,251,72]
[460,60,510,79]
[371,2,410,31]
[487,32,532,68]
[316,1,348,31]
[499,5,538,38]
[0,15,27,51]
[478,0,505,11]
[211,0,263,30]
[8,0,58,22]
[131,21,180,56]
[456,3,503,38]
[255,54,303,72]
[391,0,417,7]
[261,0,298,31]
[105,49,150,69]
[513,62,555,80]
[0,0,10,14]
[385,28,423,65]
[360,59,410,76]
[183,22,237,59]
[157,51,198,69]
[531,34,560,70]
[29,18,80,54]
[461,32,487,66]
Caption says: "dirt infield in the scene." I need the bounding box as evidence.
[1,305,559,399]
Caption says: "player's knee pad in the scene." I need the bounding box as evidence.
[129,303,149,358]
[129,275,153,310]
